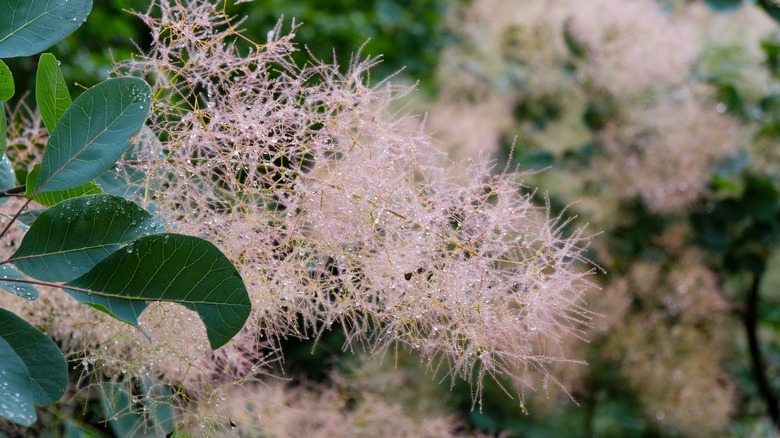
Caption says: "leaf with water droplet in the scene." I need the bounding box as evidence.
[65,234,251,349]
[25,164,102,206]
[35,78,150,194]
[0,308,68,426]
[0,0,93,58]
[0,337,36,426]
[36,53,71,133]
[0,155,16,207]
[10,194,165,282]
[0,264,39,300]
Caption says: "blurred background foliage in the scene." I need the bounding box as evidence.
[8,0,780,437]
[4,0,451,98]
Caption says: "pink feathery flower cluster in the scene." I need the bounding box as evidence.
[109,0,594,409]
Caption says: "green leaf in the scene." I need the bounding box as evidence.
[25,163,102,206]
[704,0,744,11]
[65,234,251,350]
[0,264,39,300]
[142,378,175,436]
[13,209,42,232]
[0,60,13,101]
[36,53,72,133]
[0,154,16,206]
[0,335,36,426]
[66,288,149,328]
[0,0,93,58]
[95,165,147,199]
[1,101,6,156]
[101,382,142,437]
[10,194,166,282]
[35,77,151,194]
[101,378,175,437]
[0,309,67,406]
[758,0,780,23]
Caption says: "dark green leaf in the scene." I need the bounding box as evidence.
[142,378,175,436]
[95,165,147,199]
[65,288,149,328]
[0,336,36,426]
[758,0,780,24]
[65,234,251,350]
[25,163,102,206]
[742,174,779,222]
[101,382,141,438]
[13,209,42,232]
[704,0,744,12]
[1,101,6,157]
[0,307,67,407]
[0,264,39,300]
[63,419,104,438]
[0,154,16,206]
[0,0,93,58]
[562,21,588,59]
[0,60,13,101]
[35,77,150,194]
[715,84,748,120]
[10,194,165,282]
[36,53,72,133]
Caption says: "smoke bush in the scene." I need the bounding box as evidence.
[0,1,597,431]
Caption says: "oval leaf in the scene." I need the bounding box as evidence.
[0,154,16,206]
[0,336,36,426]
[0,264,39,300]
[36,53,72,133]
[0,308,67,408]
[35,77,151,194]
[1,101,6,156]
[25,163,102,206]
[0,0,93,58]
[65,234,251,350]
[10,194,165,282]
[0,60,13,101]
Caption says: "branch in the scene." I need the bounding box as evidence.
[744,272,780,429]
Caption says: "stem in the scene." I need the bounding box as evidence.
[0,195,34,238]
[0,276,65,289]
[744,272,780,429]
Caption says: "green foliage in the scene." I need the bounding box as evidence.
[704,0,744,12]
[705,0,780,24]
[0,264,39,300]
[0,0,92,58]
[0,155,15,204]
[757,0,780,23]
[65,233,251,350]
[0,0,251,429]
[693,173,780,275]
[215,0,448,83]
[0,308,68,427]
[101,380,174,437]
[24,164,103,206]
[33,77,151,194]
[0,102,6,157]
[36,53,72,133]
[0,60,13,102]
[10,195,164,282]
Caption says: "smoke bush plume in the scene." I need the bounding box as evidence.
[0,0,596,431]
